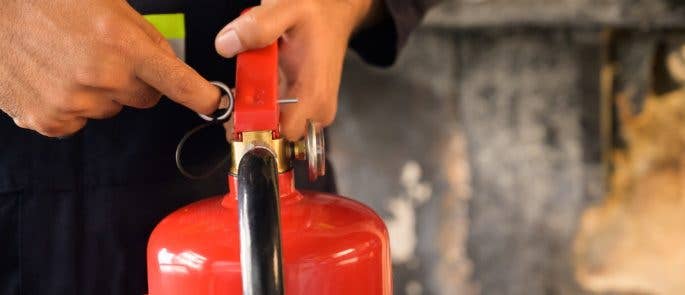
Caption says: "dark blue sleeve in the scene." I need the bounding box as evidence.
[349,0,440,66]
[127,0,185,14]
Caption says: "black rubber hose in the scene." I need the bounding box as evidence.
[237,147,284,295]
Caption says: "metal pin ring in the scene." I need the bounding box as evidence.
[198,81,234,122]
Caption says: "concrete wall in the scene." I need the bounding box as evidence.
[329,1,685,294]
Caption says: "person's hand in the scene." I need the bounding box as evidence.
[215,0,378,140]
[0,0,219,137]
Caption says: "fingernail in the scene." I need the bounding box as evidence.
[216,30,243,58]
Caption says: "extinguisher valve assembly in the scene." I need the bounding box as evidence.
[229,119,326,181]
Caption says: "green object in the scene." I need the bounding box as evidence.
[144,13,186,39]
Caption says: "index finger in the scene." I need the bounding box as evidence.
[133,38,220,114]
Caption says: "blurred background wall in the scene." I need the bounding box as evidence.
[328,1,685,294]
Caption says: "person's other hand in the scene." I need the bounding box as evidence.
[215,0,377,140]
[0,0,220,137]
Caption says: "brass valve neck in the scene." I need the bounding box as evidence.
[230,120,324,180]
[230,130,298,175]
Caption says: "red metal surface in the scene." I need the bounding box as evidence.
[147,172,392,294]
[233,39,279,136]
[148,20,391,293]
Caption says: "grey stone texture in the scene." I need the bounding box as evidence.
[425,0,685,28]
[329,1,685,294]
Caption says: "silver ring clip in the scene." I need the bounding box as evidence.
[198,81,234,122]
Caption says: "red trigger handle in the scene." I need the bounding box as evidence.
[232,19,279,138]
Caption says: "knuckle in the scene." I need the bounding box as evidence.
[240,13,269,47]
[135,93,161,109]
[94,18,135,54]
[283,124,305,141]
[70,118,88,133]
[158,39,176,57]
[309,89,337,126]
[84,102,123,119]
[100,104,123,118]
[320,100,337,126]
[32,119,65,137]
[94,16,124,41]
[320,110,336,126]
[49,94,73,111]
[2,106,21,121]
[124,85,161,109]
[73,64,101,87]
[51,93,83,114]
[34,117,87,138]
[59,120,87,138]
[109,36,135,55]
[93,14,119,35]
[12,117,28,129]
[74,64,112,87]
[253,32,273,49]
[155,36,173,53]
[60,103,84,114]
[73,59,125,89]
[241,11,259,30]
[280,114,306,140]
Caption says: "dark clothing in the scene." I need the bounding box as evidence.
[351,0,442,66]
[0,0,429,294]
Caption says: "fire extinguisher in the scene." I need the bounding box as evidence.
[146,38,392,294]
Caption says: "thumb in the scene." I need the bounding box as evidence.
[215,4,300,58]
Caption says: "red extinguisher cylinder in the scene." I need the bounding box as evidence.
[147,29,392,294]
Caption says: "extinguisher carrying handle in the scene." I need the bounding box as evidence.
[237,147,285,295]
